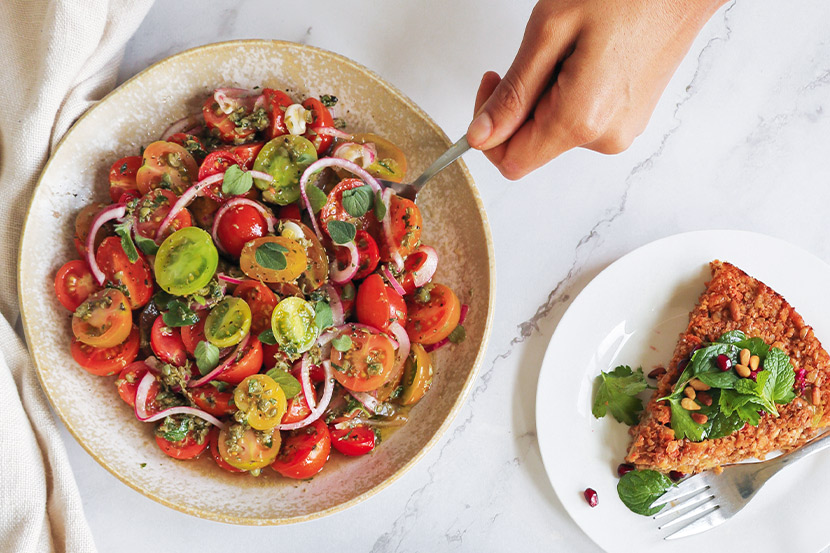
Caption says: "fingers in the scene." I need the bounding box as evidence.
[467,3,579,151]
[472,72,509,168]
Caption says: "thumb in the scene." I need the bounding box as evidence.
[467,7,577,151]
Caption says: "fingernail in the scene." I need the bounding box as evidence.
[467,112,493,148]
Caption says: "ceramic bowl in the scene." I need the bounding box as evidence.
[18,40,494,524]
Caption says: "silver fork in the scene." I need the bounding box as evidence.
[378,135,470,202]
[652,430,830,539]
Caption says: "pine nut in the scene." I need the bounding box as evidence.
[729,299,740,321]
[735,364,751,378]
[684,386,696,399]
[749,355,760,371]
[739,348,751,367]
[697,391,713,406]
[689,379,711,391]
[680,397,701,411]
[691,413,709,424]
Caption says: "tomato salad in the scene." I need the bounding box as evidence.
[54,87,468,478]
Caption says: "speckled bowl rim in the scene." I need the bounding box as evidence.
[18,39,495,525]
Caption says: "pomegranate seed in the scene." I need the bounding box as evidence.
[749,370,758,381]
[716,354,732,372]
[617,463,635,477]
[669,471,686,482]
[584,488,598,507]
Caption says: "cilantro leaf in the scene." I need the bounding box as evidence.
[114,221,139,263]
[265,368,301,399]
[591,365,647,425]
[194,341,220,375]
[327,220,356,245]
[162,299,199,327]
[222,164,253,196]
[255,242,288,270]
[305,184,328,214]
[617,470,674,516]
[331,334,352,352]
[341,184,373,217]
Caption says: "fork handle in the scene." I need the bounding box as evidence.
[409,135,471,191]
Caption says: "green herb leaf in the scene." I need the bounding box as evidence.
[332,334,353,352]
[668,397,706,441]
[448,324,466,344]
[591,365,647,426]
[255,242,288,270]
[222,164,253,196]
[319,94,338,107]
[305,184,328,214]
[258,329,277,345]
[764,347,796,405]
[162,299,199,327]
[194,341,220,375]
[719,389,764,426]
[161,416,190,443]
[374,191,387,220]
[265,368,301,399]
[314,301,333,332]
[341,184,373,217]
[153,290,175,310]
[696,371,739,389]
[327,220,356,245]
[716,330,747,344]
[617,470,674,516]
[114,221,139,263]
[135,233,159,255]
[734,337,770,358]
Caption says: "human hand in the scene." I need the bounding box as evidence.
[468,0,727,180]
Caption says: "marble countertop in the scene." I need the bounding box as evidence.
[60,0,830,550]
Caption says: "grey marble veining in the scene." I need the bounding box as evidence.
[56,0,830,551]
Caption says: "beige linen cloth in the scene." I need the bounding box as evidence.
[0,1,152,551]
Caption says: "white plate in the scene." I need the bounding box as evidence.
[536,230,830,553]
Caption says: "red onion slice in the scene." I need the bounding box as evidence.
[332,142,377,169]
[380,188,403,271]
[329,240,360,285]
[300,353,317,411]
[459,304,469,325]
[278,361,334,431]
[316,127,354,140]
[299,157,384,240]
[411,245,439,288]
[134,372,226,429]
[322,284,345,326]
[216,273,245,286]
[348,390,382,414]
[155,172,224,241]
[160,112,204,140]
[424,338,450,353]
[188,333,250,388]
[248,170,274,183]
[214,87,261,114]
[86,204,126,285]
[381,265,407,296]
[388,321,411,381]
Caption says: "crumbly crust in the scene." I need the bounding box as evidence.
[625,261,830,473]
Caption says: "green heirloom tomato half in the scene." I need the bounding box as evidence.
[270,296,318,354]
[205,297,252,348]
[154,227,218,296]
[253,135,317,205]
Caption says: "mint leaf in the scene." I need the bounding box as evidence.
[717,330,747,344]
[194,341,220,375]
[696,371,739,389]
[314,301,333,332]
[265,368,301,399]
[734,337,770,359]
[719,389,764,426]
[162,299,199,327]
[255,242,288,270]
[591,365,647,425]
[341,184,373,217]
[135,233,159,255]
[617,470,674,516]
[705,407,747,440]
[374,191,387,220]
[327,220,356,245]
[305,184,328,214]
[222,164,253,196]
[258,329,277,345]
[764,347,796,405]
[331,334,352,352]
[114,221,139,263]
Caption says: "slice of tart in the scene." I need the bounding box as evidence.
[625,260,830,474]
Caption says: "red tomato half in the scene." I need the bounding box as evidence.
[329,325,396,392]
[216,337,263,385]
[271,419,331,479]
[192,385,235,417]
[54,260,99,311]
[215,204,268,258]
[228,142,264,169]
[95,236,153,309]
[155,432,208,460]
[134,189,193,242]
[262,89,293,140]
[356,274,406,332]
[109,156,141,202]
[301,98,334,155]
[398,247,432,295]
[320,179,381,237]
[135,141,198,196]
[181,315,206,357]
[233,281,277,335]
[151,315,188,366]
[209,427,245,473]
[405,283,461,345]
[167,133,207,162]
[71,325,140,376]
[115,361,153,407]
[381,195,422,263]
[335,230,379,281]
[330,425,376,456]
[202,96,256,144]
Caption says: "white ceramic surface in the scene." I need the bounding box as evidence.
[537,231,830,552]
[57,0,830,550]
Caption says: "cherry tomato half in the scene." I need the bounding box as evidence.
[399,343,433,405]
[398,246,433,296]
[72,288,133,348]
[96,236,153,309]
[71,325,140,376]
[271,419,331,479]
[205,297,251,348]
[54,260,99,311]
[381,195,422,263]
[167,133,207,162]
[215,337,263,385]
[181,314,206,357]
[215,203,268,258]
[218,424,281,471]
[262,88,293,140]
[330,424,376,456]
[134,189,193,243]
[209,427,245,473]
[155,416,209,460]
[356,274,407,332]
[109,156,141,202]
[252,135,317,205]
[335,230,379,281]
[151,315,187,366]
[301,98,335,155]
[405,283,461,345]
[202,96,256,144]
[115,360,153,407]
[320,179,380,237]
[192,384,235,417]
[239,236,307,284]
[330,324,396,392]
[154,227,218,296]
[233,281,278,336]
[229,142,265,169]
[135,141,198,196]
